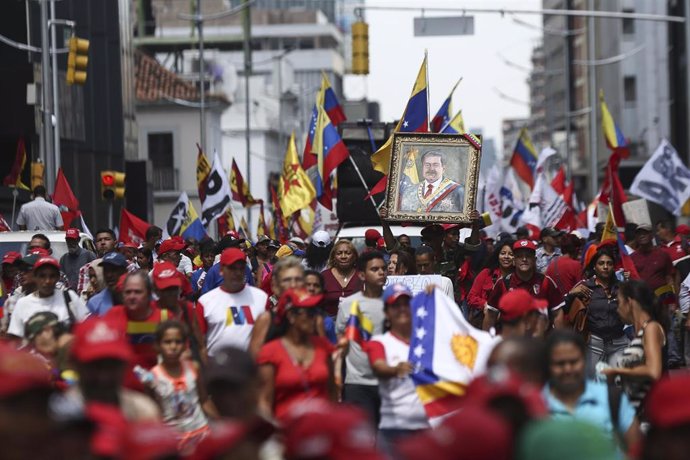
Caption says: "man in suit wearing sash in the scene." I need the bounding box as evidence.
[400,150,464,213]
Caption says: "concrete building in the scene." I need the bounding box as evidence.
[540,0,671,199]
[527,44,549,151]
[134,1,348,226]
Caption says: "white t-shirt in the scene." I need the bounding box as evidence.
[368,331,430,430]
[198,284,268,356]
[8,290,88,338]
[439,276,454,299]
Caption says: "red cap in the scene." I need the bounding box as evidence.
[397,406,512,460]
[33,256,60,271]
[0,343,52,398]
[364,229,381,241]
[65,228,80,239]
[464,371,548,418]
[282,400,384,460]
[190,418,275,460]
[441,223,460,232]
[376,237,385,249]
[71,317,133,363]
[152,261,183,290]
[158,238,185,256]
[676,224,690,236]
[27,247,50,257]
[646,373,690,428]
[513,239,537,252]
[121,241,138,249]
[122,422,179,460]
[498,289,547,321]
[2,251,21,265]
[220,248,246,266]
[275,289,324,321]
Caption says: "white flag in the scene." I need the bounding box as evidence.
[500,170,526,233]
[483,166,503,238]
[630,140,690,215]
[529,147,558,205]
[200,151,232,226]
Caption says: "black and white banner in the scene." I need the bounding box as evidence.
[630,140,690,216]
[201,151,232,226]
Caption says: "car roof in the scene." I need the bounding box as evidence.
[0,230,91,242]
[337,225,423,238]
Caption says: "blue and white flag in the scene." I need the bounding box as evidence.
[409,289,498,423]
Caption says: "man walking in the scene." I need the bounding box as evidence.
[60,228,96,291]
[16,185,63,231]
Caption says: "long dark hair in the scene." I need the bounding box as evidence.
[305,242,333,269]
[584,247,615,280]
[483,238,515,271]
[618,279,668,331]
[389,249,413,275]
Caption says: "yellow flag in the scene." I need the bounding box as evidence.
[601,206,617,242]
[196,146,212,201]
[371,55,428,175]
[402,149,419,184]
[279,133,316,218]
[257,205,267,238]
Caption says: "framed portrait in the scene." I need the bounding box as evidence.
[383,132,482,224]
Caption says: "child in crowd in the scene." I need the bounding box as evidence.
[140,320,210,453]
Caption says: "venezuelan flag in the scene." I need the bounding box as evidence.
[371,55,428,176]
[344,300,373,345]
[440,110,466,135]
[322,72,346,127]
[510,128,538,189]
[181,200,207,240]
[600,90,629,157]
[431,78,460,132]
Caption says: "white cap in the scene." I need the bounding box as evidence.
[289,236,305,245]
[311,230,331,248]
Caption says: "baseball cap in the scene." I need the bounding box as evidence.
[365,229,381,241]
[65,228,80,240]
[275,289,324,320]
[541,227,565,238]
[397,406,512,460]
[192,418,276,460]
[635,223,653,232]
[513,239,538,252]
[257,235,271,244]
[383,283,413,305]
[441,223,460,232]
[289,236,305,246]
[71,317,133,364]
[311,230,331,248]
[268,239,281,249]
[0,343,52,398]
[676,224,690,236]
[152,261,183,290]
[26,247,50,257]
[646,374,690,428]
[2,251,21,265]
[498,289,547,321]
[33,256,60,271]
[204,347,258,386]
[99,252,128,268]
[421,223,444,238]
[25,311,60,341]
[220,248,246,266]
[282,400,384,460]
[158,238,185,256]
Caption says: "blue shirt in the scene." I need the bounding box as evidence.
[543,380,635,441]
[200,263,255,295]
[86,289,114,316]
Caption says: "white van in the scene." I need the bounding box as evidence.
[0,231,95,260]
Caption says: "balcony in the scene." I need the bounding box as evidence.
[152,167,179,191]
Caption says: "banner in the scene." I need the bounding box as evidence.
[119,209,150,244]
[200,152,232,226]
[385,275,443,296]
[630,139,690,216]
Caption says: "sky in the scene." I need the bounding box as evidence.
[343,0,542,158]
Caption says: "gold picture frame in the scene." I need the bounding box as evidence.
[384,132,482,224]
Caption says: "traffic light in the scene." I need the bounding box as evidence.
[101,170,125,200]
[351,21,369,75]
[66,36,89,85]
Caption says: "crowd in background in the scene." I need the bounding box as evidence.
[2,205,690,459]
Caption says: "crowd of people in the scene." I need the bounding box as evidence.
[2,198,690,459]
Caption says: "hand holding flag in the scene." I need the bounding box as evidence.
[344,300,373,345]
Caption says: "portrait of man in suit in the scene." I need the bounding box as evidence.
[399,149,465,213]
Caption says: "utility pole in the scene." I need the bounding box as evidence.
[564,1,572,182]
[50,0,61,180]
[242,0,252,229]
[40,0,55,192]
[196,0,206,153]
[587,0,598,200]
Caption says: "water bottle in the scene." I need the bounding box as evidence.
[133,365,154,385]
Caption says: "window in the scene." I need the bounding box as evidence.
[622,9,635,35]
[624,76,637,103]
[148,132,177,190]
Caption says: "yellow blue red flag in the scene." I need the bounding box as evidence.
[509,128,538,190]
[600,89,629,157]
[440,110,466,135]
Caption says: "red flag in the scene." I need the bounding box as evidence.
[231,159,258,207]
[599,152,627,229]
[270,186,288,243]
[52,168,81,226]
[551,167,566,194]
[364,176,387,201]
[119,209,150,244]
[3,138,30,190]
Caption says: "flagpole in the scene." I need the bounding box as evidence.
[425,49,430,132]
[10,188,18,229]
[348,156,380,211]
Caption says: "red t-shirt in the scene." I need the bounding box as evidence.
[487,271,564,313]
[545,256,583,297]
[105,303,170,391]
[257,336,334,420]
[151,300,209,336]
[662,239,686,262]
[631,248,673,291]
[467,268,503,311]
